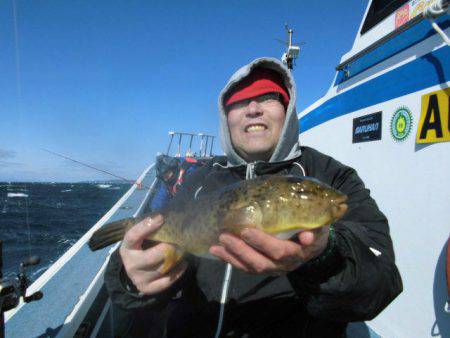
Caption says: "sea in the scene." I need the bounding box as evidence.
[0,182,131,282]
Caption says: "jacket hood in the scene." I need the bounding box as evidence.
[218,57,301,166]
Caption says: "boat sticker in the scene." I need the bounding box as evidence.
[410,0,436,19]
[391,106,413,142]
[395,4,410,29]
[396,0,437,28]
[352,111,382,143]
[416,88,450,144]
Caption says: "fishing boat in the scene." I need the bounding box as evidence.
[3,0,450,336]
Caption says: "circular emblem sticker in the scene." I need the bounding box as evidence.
[390,106,413,141]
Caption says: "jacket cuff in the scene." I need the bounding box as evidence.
[288,227,346,287]
[105,249,174,310]
[119,265,147,298]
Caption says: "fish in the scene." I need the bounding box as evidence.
[88,175,348,272]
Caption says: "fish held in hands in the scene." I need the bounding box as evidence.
[88,175,348,270]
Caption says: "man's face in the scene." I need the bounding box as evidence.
[227,92,286,162]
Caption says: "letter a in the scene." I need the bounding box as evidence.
[420,94,443,139]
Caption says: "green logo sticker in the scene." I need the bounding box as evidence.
[391,106,413,141]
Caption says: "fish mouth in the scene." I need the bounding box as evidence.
[332,194,348,205]
[331,195,348,219]
[245,123,268,133]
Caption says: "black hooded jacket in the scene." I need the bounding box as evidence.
[104,146,403,338]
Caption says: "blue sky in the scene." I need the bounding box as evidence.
[0,1,367,182]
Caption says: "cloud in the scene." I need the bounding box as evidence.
[0,160,24,168]
[0,149,17,160]
[0,149,24,168]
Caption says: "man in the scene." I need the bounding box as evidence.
[150,155,203,211]
[105,57,402,337]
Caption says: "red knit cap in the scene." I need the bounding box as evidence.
[225,67,290,108]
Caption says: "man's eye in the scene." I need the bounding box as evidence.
[226,92,280,111]
[229,99,250,110]
[257,93,279,103]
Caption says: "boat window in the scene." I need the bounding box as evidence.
[360,0,409,35]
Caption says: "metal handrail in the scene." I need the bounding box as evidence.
[166,131,216,158]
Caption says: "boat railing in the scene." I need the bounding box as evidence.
[166,131,216,158]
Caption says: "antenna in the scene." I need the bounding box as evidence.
[278,24,302,70]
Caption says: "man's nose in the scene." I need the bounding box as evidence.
[245,100,263,117]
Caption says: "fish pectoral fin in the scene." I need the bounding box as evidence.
[160,246,185,274]
[228,200,250,210]
[223,203,262,234]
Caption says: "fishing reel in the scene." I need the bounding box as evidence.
[1,256,43,313]
[0,241,43,327]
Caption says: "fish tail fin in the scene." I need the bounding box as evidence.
[88,217,136,251]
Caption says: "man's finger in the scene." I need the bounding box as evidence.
[219,233,278,273]
[298,231,315,246]
[142,242,184,274]
[129,242,170,270]
[139,260,188,295]
[241,228,301,261]
[298,225,329,246]
[121,214,163,250]
[209,245,250,272]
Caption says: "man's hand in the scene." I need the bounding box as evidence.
[119,214,187,295]
[209,226,330,275]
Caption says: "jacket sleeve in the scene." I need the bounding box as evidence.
[149,180,172,211]
[104,250,199,336]
[104,249,180,309]
[288,149,403,322]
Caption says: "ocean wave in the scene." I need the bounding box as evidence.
[7,192,29,198]
[61,189,72,193]
[96,184,112,189]
[57,238,76,245]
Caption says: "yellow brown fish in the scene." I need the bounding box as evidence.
[88,175,347,270]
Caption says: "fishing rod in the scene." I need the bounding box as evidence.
[1,2,43,332]
[0,240,43,335]
[42,149,149,189]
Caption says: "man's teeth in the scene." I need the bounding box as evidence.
[247,125,266,132]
